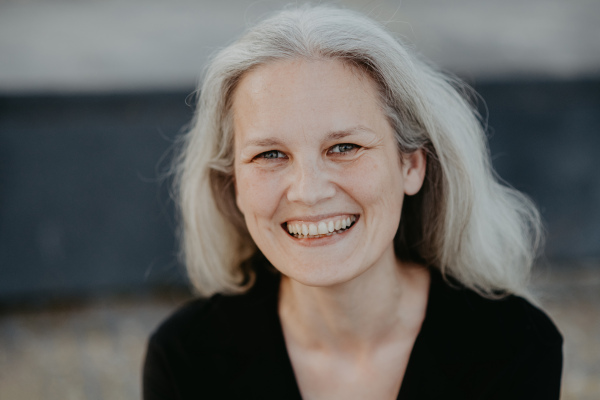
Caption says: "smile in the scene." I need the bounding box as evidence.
[284,215,358,239]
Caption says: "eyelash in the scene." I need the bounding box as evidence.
[256,150,287,160]
[328,143,359,154]
[254,143,359,160]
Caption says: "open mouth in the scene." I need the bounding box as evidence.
[283,215,358,239]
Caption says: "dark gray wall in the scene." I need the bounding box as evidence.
[476,81,600,258]
[1,80,599,300]
[0,93,191,300]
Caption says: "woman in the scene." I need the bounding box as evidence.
[143,5,562,399]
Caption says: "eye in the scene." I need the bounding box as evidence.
[256,150,287,160]
[328,143,359,154]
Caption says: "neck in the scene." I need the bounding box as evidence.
[278,250,430,353]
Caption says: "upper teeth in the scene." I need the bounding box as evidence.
[286,215,357,238]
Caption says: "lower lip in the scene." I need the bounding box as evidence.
[283,218,358,247]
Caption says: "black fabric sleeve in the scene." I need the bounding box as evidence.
[142,334,181,400]
[515,342,563,399]
[490,300,564,400]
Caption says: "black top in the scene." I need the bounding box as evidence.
[143,258,563,399]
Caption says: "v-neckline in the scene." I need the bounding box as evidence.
[268,267,441,400]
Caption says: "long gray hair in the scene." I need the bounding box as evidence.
[173,5,542,298]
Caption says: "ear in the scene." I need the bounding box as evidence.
[402,149,427,196]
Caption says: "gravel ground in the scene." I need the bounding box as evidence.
[0,264,598,400]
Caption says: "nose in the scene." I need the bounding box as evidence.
[286,158,336,205]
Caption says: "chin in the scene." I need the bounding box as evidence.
[277,260,366,288]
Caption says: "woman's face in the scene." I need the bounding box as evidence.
[233,58,425,287]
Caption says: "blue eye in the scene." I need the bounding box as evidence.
[258,150,286,159]
[329,143,358,154]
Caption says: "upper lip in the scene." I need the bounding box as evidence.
[282,213,358,223]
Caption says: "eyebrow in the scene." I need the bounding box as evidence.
[244,138,284,148]
[242,126,376,148]
[325,126,375,140]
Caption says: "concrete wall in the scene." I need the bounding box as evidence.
[1,0,599,93]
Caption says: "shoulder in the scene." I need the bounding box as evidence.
[427,269,563,353]
[417,269,563,398]
[143,264,284,400]
[439,276,563,348]
[150,256,280,348]
[148,295,220,351]
[148,272,279,359]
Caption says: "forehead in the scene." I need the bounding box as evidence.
[234,58,378,97]
[231,58,387,146]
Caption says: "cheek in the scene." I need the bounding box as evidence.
[235,167,283,220]
[340,156,404,212]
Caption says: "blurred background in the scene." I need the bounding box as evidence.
[0,0,599,398]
